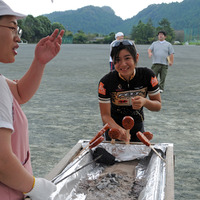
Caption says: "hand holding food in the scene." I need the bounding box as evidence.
[131,96,148,110]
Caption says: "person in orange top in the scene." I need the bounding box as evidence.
[0,1,64,199]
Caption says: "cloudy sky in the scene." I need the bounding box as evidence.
[5,0,183,20]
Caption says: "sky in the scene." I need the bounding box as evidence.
[5,0,183,20]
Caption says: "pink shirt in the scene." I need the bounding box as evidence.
[0,76,32,200]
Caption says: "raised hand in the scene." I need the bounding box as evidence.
[34,29,65,65]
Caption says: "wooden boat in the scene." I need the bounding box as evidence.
[46,140,174,200]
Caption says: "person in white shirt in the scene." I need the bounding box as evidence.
[109,32,124,71]
[0,1,64,199]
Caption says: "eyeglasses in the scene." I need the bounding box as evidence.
[111,39,135,48]
[0,25,22,38]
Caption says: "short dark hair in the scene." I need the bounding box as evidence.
[111,41,138,65]
[158,30,166,36]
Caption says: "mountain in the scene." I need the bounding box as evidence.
[123,0,200,32]
[44,0,200,35]
[45,6,123,34]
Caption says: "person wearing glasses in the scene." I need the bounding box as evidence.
[0,1,64,199]
[148,30,175,93]
[98,40,161,142]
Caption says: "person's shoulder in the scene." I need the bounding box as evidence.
[110,40,117,45]
[0,74,6,84]
[136,66,150,71]
[152,41,159,44]
[149,41,157,47]
[0,75,12,100]
[164,40,173,45]
[143,67,154,73]
[100,71,117,81]
[136,67,154,75]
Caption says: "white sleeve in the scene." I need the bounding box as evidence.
[0,75,14,131]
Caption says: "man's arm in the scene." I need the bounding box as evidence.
[148,49,153,58]
[168,54,174,66]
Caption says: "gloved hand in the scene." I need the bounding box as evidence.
[24,177,56,200]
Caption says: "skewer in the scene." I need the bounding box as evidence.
[52,135,105,183]
[55,154,102,185]
[149,145,166,162]
[72,123,109,159]
[52,124,109,183]
[136,131,166,162]
[122,116,134,144]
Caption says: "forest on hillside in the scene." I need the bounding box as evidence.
[44,0,200,40]
[18,0,200,44]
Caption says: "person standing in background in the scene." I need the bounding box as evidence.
[148,30,174,93]
[0,0,64,199]
[109,32,124,71]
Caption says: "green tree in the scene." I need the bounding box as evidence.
[73,30,88,43]
[17,19,27,42]
[145,19,156,43]
[20,15,46,43]
[52,22,66,32]
[103,32,115,44]
[62,30,73,44]
[131,18,175,44]
[18,15,67,43]
[65,30,73,37]
[87,33,99,43]
[36,16,53,37]
[131,20,151,44]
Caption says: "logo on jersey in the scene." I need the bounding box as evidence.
[111,88,146,106]
[150,76,158,87]
[98,82,106,95]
